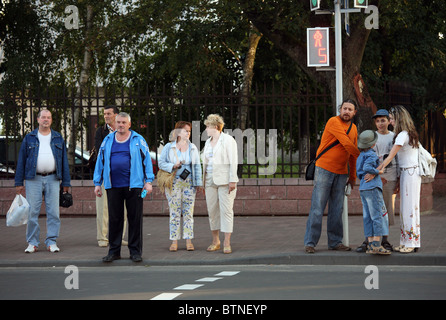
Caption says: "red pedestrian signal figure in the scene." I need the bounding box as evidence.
[314,30,322,47]
[307,28,329,67]
[313,31,327,63]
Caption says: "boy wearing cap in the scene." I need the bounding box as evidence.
[372,109,398,227]
[356,130,391,255]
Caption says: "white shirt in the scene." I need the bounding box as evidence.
[36,131,56,173]
[205,146,214,173]
[373,131,398,181]
[394,130,419,168]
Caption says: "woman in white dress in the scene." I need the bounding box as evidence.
[375,105,421,253]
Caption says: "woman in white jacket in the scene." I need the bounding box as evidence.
[202,114,239,254]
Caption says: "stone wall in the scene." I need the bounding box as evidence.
[2,173,443,217]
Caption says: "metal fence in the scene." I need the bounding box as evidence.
[0,82,334,180]
[4,80,442,180]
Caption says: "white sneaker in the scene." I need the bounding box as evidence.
[47,244,60,253]
[25,244,38,253]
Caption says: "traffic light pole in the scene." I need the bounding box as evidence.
[334,0,343,112]
[335,0,349,247]
[312,0,367,247]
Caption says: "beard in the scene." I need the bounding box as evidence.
[340,113,353,122]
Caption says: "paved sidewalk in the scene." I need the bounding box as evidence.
[1,196,445,267]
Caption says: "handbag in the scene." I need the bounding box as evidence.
[305,120,353,180]
[418,142,437,179]
[157,145,180,193]
[156,169,177,193]
[60,186,73,208]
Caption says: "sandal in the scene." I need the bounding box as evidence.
[206,243,221,252]
[186,242,195,251]
[399,247,419,253]
[367,244,391,255]
[169,242,178,252]
[223,246,232,254]
[394,245,405,252]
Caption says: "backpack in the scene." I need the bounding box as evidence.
[418,143,437,178]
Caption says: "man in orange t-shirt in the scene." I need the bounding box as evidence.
[304,99,360,253]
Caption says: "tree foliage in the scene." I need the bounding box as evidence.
[1,0,445,136]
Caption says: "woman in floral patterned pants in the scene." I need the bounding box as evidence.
[165,176,196,245]
[159,121,203,252]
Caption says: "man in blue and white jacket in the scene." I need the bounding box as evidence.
[93,112,154,262]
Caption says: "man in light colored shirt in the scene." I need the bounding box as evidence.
[15,109,71,253]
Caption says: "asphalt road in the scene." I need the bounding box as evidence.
[1,265,446,302]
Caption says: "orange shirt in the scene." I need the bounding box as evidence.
[316,116,359,181]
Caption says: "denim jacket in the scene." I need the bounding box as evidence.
[15,129,71,187]
[158,141,203,187]
[93,130,155,189]
[356,149,382,191]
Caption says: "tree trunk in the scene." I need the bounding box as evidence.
[239,23,262,131]
[68,5,93,168]
[247,9,378,133]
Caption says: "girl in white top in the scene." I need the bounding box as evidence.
[375,105,421,253]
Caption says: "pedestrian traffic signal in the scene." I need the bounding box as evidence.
[354,0,368,9]
[307,28,330,67]
[310,0,320,11]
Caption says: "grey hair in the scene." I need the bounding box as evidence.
[117,112,131,123]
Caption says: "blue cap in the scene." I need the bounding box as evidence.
[372,109,389,118]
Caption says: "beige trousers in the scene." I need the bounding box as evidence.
[205,173,236,233]
[382,180,397,226]
[96,184,127,243]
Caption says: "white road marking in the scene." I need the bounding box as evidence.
[196,277,223,282]
[151,270,240,300]
[150,292,183,300]
[174,284,204,290]
[215,271,240,276]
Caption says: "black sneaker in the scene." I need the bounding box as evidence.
[356,240,369,253]
[130,254,142,262]
[381,240,393,251]
[102,254,121,262]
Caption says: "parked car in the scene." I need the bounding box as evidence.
[71,145,159,179]
[0,136,159,180]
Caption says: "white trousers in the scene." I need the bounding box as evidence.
[205,173,236,233]
[399,167,421,248]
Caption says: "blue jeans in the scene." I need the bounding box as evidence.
[360,188,387,238]
[25,174,61,247]
[304,166,348,248]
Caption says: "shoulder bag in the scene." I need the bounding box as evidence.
[305,120,353,180]
[157,146,180,193]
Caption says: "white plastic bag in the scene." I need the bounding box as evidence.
[6,194,30,227]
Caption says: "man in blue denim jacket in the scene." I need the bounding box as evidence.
[15,109,71,253]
